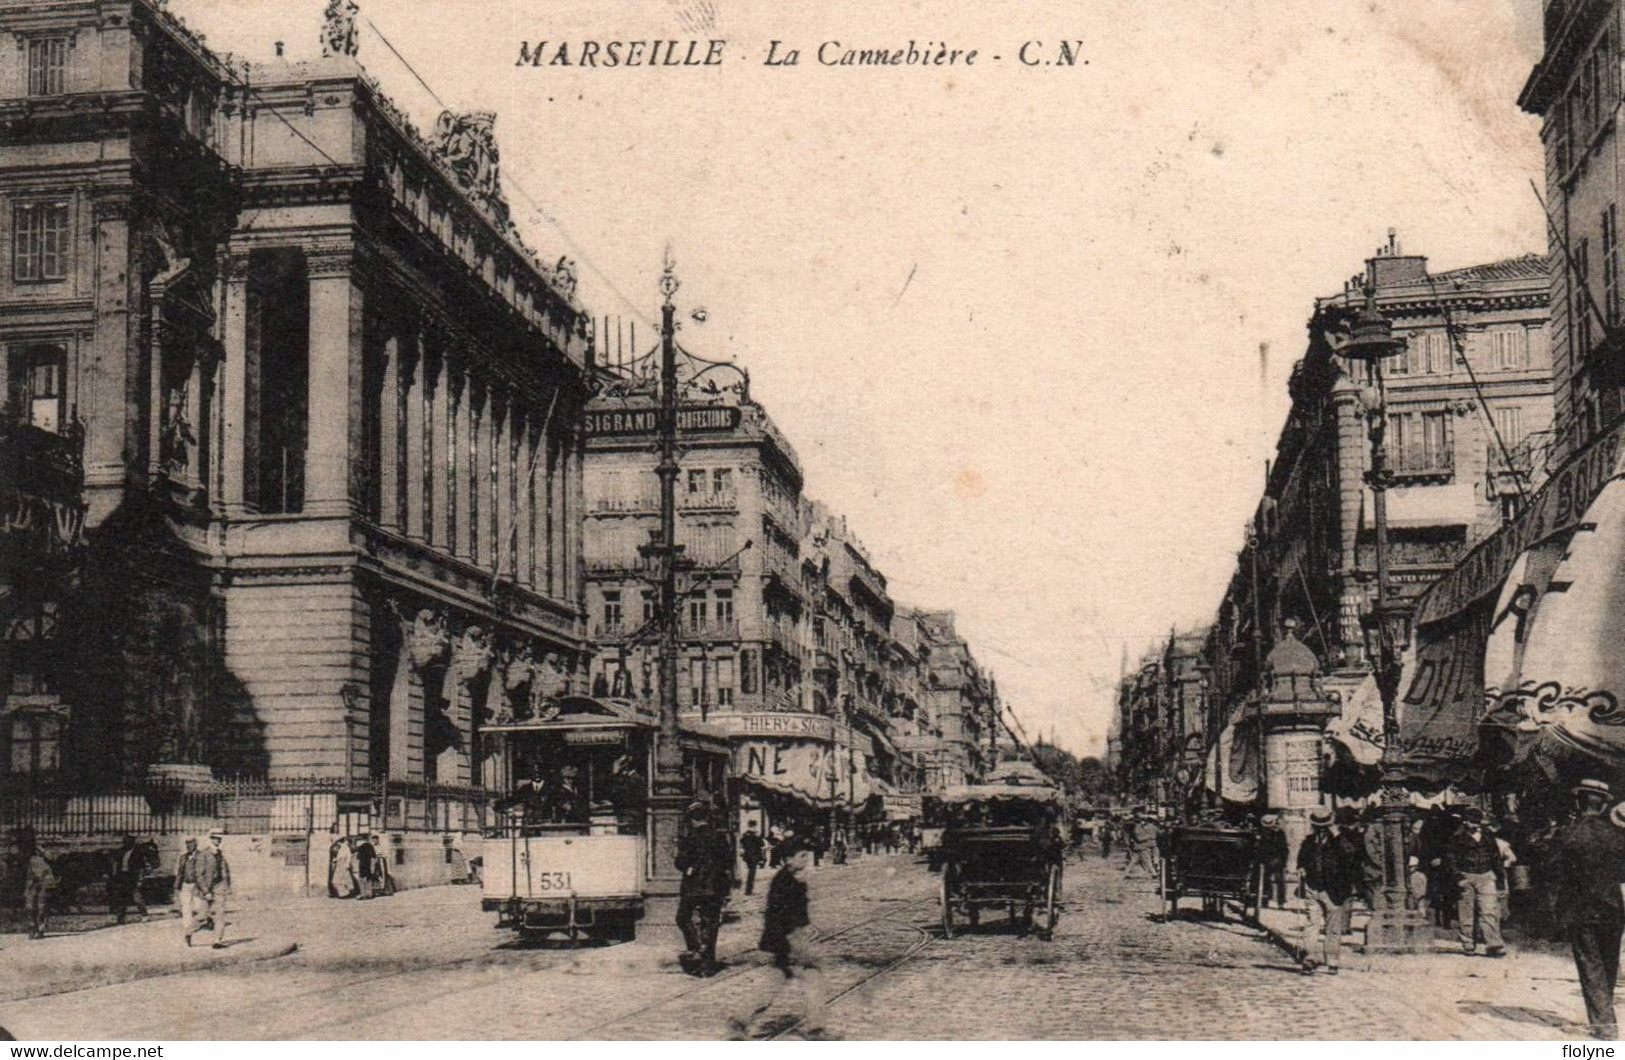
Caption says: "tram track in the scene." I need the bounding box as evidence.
[272,868,936,1040]
[563,893,942,1041]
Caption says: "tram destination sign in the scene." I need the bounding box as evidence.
[586,405,742,437]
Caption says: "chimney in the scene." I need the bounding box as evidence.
[1366,228,1428,289]
[274,41,285,58]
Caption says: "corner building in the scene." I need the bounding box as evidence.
[0,1,595,879]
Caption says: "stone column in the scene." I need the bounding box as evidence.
[429,340,451,550]
[402,329,425,541]
[495,392,513,580]
[467,379,484,567]
[376,334,402,532]
[219,253,250,516]
[421,344,438,546]
[446,366,463,558]
[85,194,136,526]
[544,431,558,597]
[477,384,496,571]
[305,246,364,518]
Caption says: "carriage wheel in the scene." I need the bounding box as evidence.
[940,870,954,939]
[1040,866,1060,941]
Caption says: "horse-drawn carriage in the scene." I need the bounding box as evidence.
[1158,822,1262,921]
[936,766,1066,941]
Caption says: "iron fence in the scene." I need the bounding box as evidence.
[2,777,490,839]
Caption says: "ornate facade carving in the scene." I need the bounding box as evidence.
[432,110,510,228]
[320,0,360,58]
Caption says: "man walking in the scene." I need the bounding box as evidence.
[1551,779,1625,1039]
[1259,815,1289,909]
[196,831,232,948]
[729,841,828,1040]
[740,823,766,896]
[1296,807,1360,975]
[109,835,149,924]
[1449,807,1505,957]
[174,837,202,945]
[21,833,54,940]
[1123,816,1158,879]
[675,801,732,976]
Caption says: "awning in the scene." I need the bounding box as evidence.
[1202,705,1259,803]
[1361,483,1478,530]
[1401,416,1625,776]
[1324,673,1385,767]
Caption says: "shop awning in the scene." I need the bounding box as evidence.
[1401,417,1625,777]
[1202,705,1259,803]
[1324,673,1385,768]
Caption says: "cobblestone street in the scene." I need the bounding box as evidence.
[0,850,1605,1040]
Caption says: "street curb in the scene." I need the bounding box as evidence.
[0,937,300,1003]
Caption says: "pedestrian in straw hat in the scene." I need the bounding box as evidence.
[1551,779,1625,1039]
[1295,807,1360,975]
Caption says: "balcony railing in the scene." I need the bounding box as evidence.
[682,616,740,640]
[1,416,84,507]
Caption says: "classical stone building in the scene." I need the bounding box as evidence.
[915,610,998,788]
[0,0,595,843]
[1201,239,1551,801]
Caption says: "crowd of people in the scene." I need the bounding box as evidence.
[1097,777,1625,1040]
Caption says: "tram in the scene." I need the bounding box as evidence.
[481,695,730,944]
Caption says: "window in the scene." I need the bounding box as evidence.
[602,591,622,630]
[1493,406,1526,450]
[7,714,60,775]
[1576,238,1594,360]
[1422,331,1451,374]
[8,344,66,432]
[714,589,734,626]
[13,202,70,282]
[1489,328,1529,370]
[1501,494,1523,525]
[1607,205,1620,327]
[712,467,732,495]
[716,657,735,707]
[641,590,654,623]
[26,37,68,97]
[689,658,706,707]
[687,596,708,627]
[686,469,706,495]
[1390,409,1452,473]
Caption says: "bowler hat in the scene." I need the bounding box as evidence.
[1460,806,1485,823]
[1574,779,1613,799]
[1260,814,1280,827]
[1309,808,1333,827]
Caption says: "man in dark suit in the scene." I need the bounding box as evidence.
[109,835,149,924]
[675,801,733,976]
[1295,806,1361,975]
[739,824,766,896]
[354,835,378,900]
[1551,779,1625,1039]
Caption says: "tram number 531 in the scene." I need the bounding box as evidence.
[534,871,572,891]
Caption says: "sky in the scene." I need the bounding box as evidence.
[172,0,1548,759]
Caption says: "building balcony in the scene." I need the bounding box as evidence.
[682,616,740,641]
[1,416,84,509]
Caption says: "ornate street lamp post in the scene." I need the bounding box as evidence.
[1335,273,1427,953]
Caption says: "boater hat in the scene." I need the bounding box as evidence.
[1574,779,1614,799]
[1309,808,1333,827]
[1610,802,1625,830]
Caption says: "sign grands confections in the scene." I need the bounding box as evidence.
[586,405,741,437]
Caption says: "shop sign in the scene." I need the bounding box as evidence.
[565,729,626,746]
[586,405,741,438]
[706,712,834,742]
[1418,417,1625,627]
[736,739,836,804]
